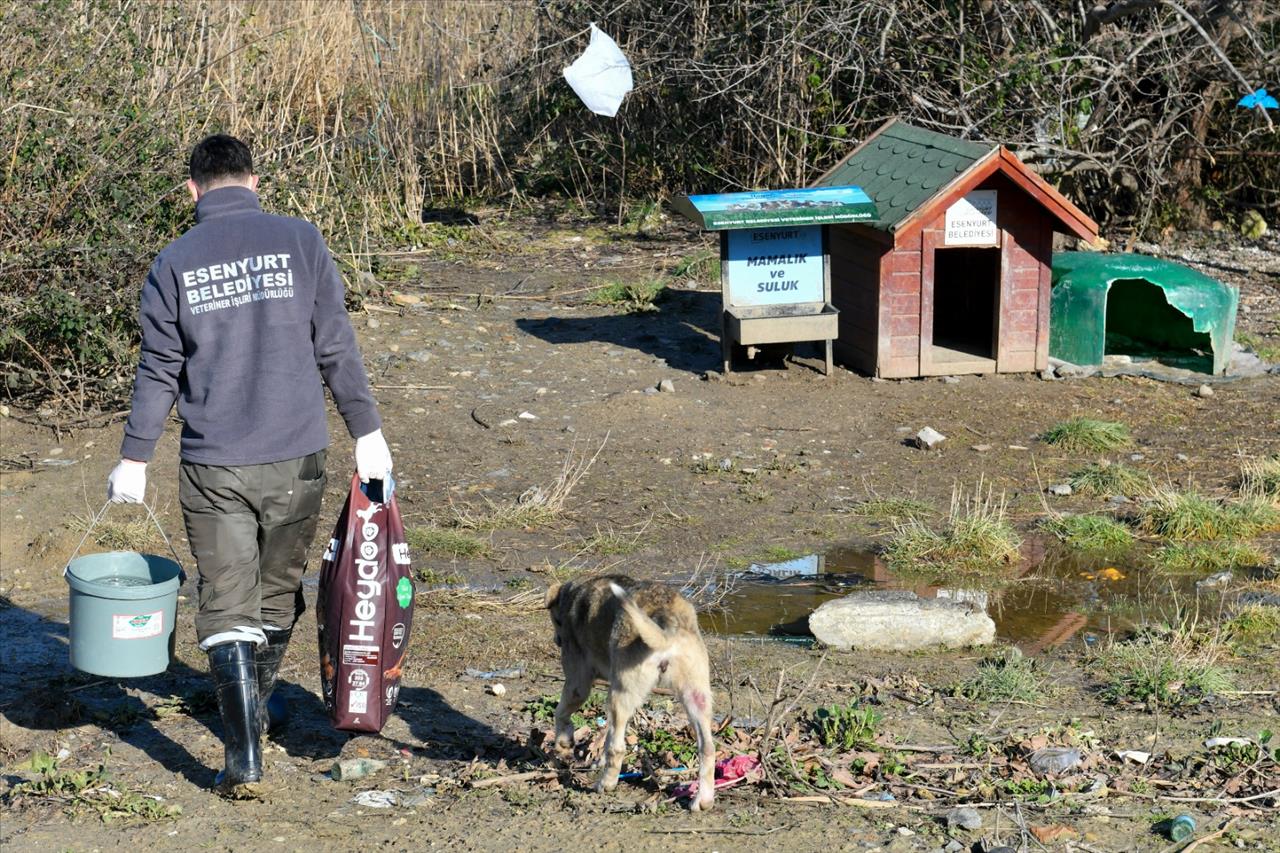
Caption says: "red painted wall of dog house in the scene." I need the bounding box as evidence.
[889,173,1052,378]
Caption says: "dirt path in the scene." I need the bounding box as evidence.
[2,223,1278,850]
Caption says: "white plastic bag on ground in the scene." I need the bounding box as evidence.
[562,23,633,117]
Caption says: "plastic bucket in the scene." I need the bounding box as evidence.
[65,551,183,678]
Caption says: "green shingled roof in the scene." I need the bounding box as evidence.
[814,121,994,232]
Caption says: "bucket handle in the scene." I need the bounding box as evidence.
[65,498,187,584]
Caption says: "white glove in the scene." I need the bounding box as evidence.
[107,459,147,503]
[355,429,393,483]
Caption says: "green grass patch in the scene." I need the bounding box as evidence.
[885,480,1022,580]
[524,690,606,729]
[1094,631,1233,708]
[853,497,934,522]
[587,278,666,311]
[1141,489,1280,541]
[671,249,721,286]
[1069,461,1150,496]
[637,727,699,765]
[1151,540,1271,573]
[1222,605,1280,653]
[812,704,880,750]
[955,649,1045,702]
[405,526,490,559]
[580,525,642,556]
[1041,513,1136,554]
[1042,418,1133,453]
[68,514,158,552]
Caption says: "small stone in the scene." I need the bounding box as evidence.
[702,371,724,383]
[971,444,993,453]
[1106,495,1132,506]
[658,379,675,393]
[486,683,506,697]
[718,458,733,471]
[390,292,421,306]
[49,447,63,456]
[753,374,766,382]
[1130,453,1145,461]
[1194,384,1214,398]
[946,806,982,831]
[0,405,9,417]
[896,827,915,836]
[1048,483,1073,497]
[1176,453,1189,462]
[944,841,965,853]
[871,376,886,383]
[535,387,548,395]
[914,427,946,450]
[939,375,960,385]
[367,316,381,329]
[518,411,537,420]
[406,350,432,363]
[497,418,518,428]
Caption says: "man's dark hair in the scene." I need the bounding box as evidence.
[189,134,253,188]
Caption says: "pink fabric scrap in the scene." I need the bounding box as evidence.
[670,754,762,800]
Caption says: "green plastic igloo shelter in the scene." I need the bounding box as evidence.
[1050,252,1238,375]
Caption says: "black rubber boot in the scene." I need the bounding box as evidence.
[257,627,293,735]
[208,641,263,795]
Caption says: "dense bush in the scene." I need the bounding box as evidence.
[2,0,1275,408]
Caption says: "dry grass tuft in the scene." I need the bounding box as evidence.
[1093,625,1233,708]
[1239,455,1280,503]
[1068,460,1150,497]
[451,436,607,530]
[1141,488,1280,541]
[884,477,1022,580]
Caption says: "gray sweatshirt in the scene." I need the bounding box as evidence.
[121,186,381,465]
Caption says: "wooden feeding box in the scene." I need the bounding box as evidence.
[813,119,1099,378]
[673,187,879,375]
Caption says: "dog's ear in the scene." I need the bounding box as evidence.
[544,582,563,611]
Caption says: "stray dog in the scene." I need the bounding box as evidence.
[544,575,716,811]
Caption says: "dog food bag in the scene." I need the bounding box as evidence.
[316,474,414,733]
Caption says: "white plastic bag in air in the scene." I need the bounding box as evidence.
[562,23,633,118]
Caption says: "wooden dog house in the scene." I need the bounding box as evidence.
[814,120,1099,378]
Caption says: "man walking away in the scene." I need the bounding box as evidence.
[107,134,392,796]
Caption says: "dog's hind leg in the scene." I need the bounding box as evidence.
[554,658,593,752]
[596,671,656,794]
[679,655,717,812]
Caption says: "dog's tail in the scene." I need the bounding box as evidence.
[609,582,674,650]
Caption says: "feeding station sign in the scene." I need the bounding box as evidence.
[673,186,878,375]
[944,190,998,246]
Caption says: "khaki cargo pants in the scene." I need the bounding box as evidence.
[179,450,326,648]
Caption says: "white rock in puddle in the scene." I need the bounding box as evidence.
[808,590,994,652]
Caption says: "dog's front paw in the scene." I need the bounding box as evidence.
[689,791,715,812]
[594,774,619,794]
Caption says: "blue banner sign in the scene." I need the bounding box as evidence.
[725,225,824,307]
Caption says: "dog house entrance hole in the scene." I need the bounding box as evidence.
[1105,278,1214,373]
[932,247,999,366]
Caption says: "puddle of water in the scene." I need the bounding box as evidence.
[700,543,1250,652]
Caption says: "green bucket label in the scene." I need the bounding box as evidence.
[396,577,413,608]
[112,610,163,640]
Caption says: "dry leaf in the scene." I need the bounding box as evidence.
[1030,824,1078,844]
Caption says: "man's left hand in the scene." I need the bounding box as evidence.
[355,429,393,482]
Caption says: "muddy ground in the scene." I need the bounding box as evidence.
[2,217,1278,851]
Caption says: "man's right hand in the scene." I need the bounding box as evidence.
[107,459,147,503]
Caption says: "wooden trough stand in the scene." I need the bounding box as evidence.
[673,186,879,375]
